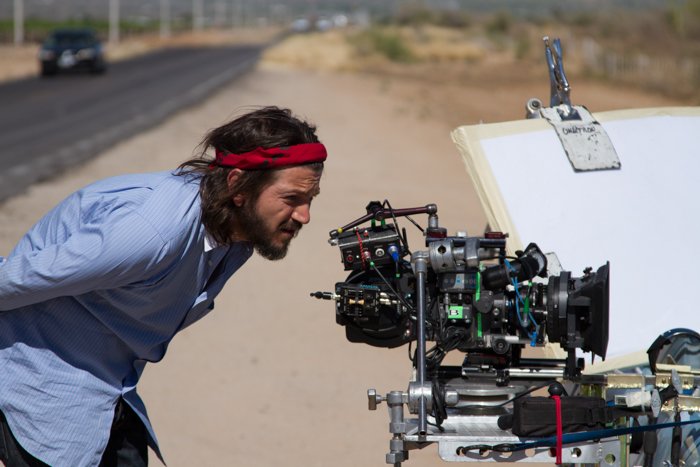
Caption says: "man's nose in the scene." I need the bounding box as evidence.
[291,203,311,225]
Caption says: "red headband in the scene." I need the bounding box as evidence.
[212,143,327,170]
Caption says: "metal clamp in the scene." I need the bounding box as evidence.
[544,36,572,109]
[529,37,622,172]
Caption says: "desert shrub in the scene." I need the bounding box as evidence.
[349,28,414,63]
[435,11,472,29]
[514,35,531,60]
[395,6,437,27]
[486,11,512,35]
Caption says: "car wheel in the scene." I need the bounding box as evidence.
[90,61,107,75]
[40,65,57,77]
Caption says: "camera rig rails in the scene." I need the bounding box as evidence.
[311,201,700,466]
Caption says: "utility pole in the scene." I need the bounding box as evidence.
[261,0,269,26]
[13,0,24,46]
[214,1,226,28]
[231,0,243,28]
[193,0,204,31]
[109,0,120,44]
[160,0,171,38]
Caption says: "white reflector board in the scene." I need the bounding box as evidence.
[451,107,700,357]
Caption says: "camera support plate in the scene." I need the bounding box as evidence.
[426,415,620,464]
[375,393,621,465]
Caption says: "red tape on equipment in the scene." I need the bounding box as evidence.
[553,395,563,464]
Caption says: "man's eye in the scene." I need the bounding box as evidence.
[285,193,316,205]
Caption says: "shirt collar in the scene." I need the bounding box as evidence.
[203,230,253,254]
[203,231,219,252]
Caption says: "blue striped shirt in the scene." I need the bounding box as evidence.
[0,170,253,466]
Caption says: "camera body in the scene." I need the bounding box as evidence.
[326,202,609,380]
[312,201,612,465]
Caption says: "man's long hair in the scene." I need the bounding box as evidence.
[178,106,322,245]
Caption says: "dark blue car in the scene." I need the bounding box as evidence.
[39,29,107,76]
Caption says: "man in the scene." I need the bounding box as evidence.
[0,106,325,466]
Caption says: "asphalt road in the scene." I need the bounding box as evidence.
[0,44,264,202]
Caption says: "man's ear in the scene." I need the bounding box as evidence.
[226,169,246,207]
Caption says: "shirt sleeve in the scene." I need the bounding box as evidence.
[0,206,174,311]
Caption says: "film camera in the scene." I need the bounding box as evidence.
[311,201,611,465]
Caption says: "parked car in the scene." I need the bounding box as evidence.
[39,28,107,77]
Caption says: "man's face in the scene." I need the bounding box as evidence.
[234,166,322,260]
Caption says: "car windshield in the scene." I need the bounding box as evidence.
[45,31,97,48]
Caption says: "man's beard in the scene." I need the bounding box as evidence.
[234,202,302,260]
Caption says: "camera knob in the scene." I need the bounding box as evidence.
[368,388,384,410]
[474,290,494,314]
[492,337,510,355]
[548,382,566,397]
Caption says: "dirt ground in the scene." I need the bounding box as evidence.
[0,30,686,467]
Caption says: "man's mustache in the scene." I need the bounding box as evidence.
[280,219,303,235]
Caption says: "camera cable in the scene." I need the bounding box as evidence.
[505,259,540,344]
[381,199,414,255]
[369,261,415,315]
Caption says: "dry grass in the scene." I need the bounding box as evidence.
[396,25,485,62]
[262,30,357,72]
[262,26,489,72]
[259,25,685,129]
[264,19,700,104]
[0,43,42,82]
